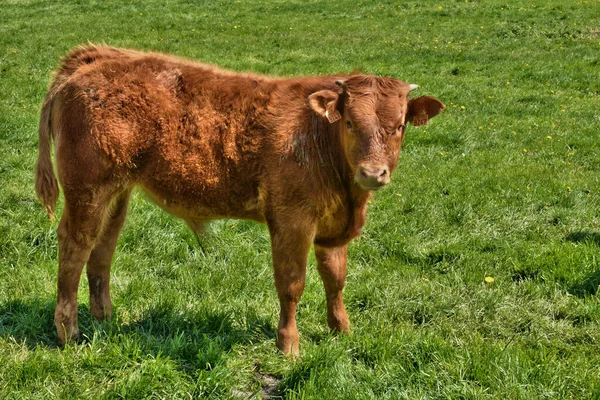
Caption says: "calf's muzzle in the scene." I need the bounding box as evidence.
[355,164,390,190]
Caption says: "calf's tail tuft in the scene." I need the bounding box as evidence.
[35,92,59,221]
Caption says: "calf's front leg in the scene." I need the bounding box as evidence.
[269,222,315,356]
[315,244,350,333]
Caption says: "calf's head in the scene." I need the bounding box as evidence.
[309,76,444,191]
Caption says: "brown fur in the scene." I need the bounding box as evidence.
[35,44,444,355]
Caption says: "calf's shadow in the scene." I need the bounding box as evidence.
[0,298,276,374]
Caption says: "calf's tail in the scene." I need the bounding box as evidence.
[35,90,59,221]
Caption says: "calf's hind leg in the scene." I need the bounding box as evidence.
[87,189,131,322]
[55,190,113,346]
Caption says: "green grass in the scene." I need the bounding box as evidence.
[2,0,600,398]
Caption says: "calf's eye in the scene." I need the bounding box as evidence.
[346,120,353,130]
[386,124,404,136]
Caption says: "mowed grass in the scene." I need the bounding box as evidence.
[1,0,600,398]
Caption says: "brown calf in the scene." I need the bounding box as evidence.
[35,45,444,355]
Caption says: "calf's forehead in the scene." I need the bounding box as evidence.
[378,94,408,118]
[341,76,412,125]
[348,92,408,125]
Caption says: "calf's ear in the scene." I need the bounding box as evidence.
[407,96,445,126]
[308,90,342,123]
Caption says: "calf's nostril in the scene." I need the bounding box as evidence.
[379,168,388,177]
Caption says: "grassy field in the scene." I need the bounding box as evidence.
[2,0,600,398]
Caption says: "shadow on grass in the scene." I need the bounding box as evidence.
[0,298,58,349]
[565,231,600,297]
[565,231,600,246]
[567,270,600,297]
[0,298,276,373]
[118,302,277,373]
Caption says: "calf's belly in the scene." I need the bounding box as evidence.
[137,174,266,224]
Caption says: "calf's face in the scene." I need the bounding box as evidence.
[309,77,444,191]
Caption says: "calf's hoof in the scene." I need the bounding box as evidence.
[328,309,350,333]
[329,319,350,334]
[56,323,80,347]
[277,329,300,357]
[90,305,111,322]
